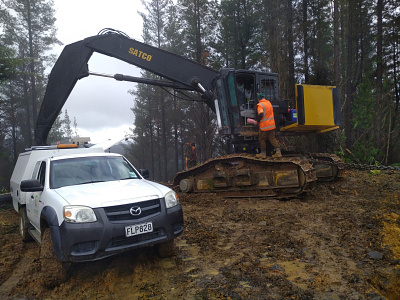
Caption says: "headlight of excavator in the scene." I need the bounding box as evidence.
[165,190,179,209]
[63,206,97,223]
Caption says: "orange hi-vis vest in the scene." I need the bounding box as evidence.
[257,99,276,131]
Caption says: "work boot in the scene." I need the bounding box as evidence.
[256,151,266,158]
[272,148,282,158]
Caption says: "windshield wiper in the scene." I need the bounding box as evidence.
[79,180,106,185]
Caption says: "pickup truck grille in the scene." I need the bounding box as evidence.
[104,198,162,223]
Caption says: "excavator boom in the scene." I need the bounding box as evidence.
[35,32,218,146]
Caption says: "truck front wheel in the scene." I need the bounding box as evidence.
[19,207,33,242]
[40,228,70,287]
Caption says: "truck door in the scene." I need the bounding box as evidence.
[26,161,46,231]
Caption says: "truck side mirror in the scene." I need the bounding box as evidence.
[138,169,149,179]
[20,179,44,192]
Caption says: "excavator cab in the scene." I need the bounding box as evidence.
[213,69,283,153]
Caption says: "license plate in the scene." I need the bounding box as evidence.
[125,222,153,237]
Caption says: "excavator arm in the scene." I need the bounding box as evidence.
[35,31,218,145]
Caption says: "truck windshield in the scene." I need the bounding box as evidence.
[50,156,139,189]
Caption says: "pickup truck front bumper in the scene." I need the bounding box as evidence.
[53,199,183,262]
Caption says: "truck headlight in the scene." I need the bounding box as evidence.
[63,206,97,223]
[165,190,179,208]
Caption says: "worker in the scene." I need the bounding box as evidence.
[185,142,197,169]
[256,93,282,158]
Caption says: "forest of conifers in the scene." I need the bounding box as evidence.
[1,0,400,185]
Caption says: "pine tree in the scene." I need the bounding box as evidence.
[1,0,60,146]
[133,0,173,181]
[63,109,72,139]
[73,117,79,138]
[381,0,400,163]
[47,111,64,144]
[178,0,220,163]
[0,46,22,82]
[217,0,257,69]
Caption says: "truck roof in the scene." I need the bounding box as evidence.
[50,152,122,161]
[10,145,105,186]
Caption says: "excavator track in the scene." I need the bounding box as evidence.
[173,153,343,198]
[309,153,344,181]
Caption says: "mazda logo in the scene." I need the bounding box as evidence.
[130,206,142,216]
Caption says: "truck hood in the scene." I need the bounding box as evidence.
[54,179,171,208]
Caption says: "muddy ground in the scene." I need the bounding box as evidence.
[0,170,399,300]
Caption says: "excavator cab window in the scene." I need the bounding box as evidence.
[227,72,240,128]
[236,74,256,105]
[214,70,259,134]
[214,78,229,129]
[213,70,240,135]
[260,77,278,102]
[236,72,257,126]
[225,71,258,129]
[257,74,290,129]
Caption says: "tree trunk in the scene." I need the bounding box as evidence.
[388,26,400,163]
[303,0,309,83]
[156,125,162,180]
[333,0,340,86]
[22,73,32,145]
[287,0,295,101]
[345,0,354,149]
[375,0,383,151]
[195,0,202,63]
[27,0,38,131]
[148,89,155,180]
[160,90,168,181]
[9,85,18,164]
[173,90,179,173]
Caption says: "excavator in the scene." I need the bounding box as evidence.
[35,29,342,198]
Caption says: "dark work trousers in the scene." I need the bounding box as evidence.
[259,129,279,153]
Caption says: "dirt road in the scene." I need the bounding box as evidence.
[1,170,399,299]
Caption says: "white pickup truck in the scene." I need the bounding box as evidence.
[10,144,183,285]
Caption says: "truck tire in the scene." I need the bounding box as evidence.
[19,207,33,242]
[40,228,70,287]
[157,240,175,258]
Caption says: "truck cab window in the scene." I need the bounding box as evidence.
[32,161,41,179]
[37,162,46,187]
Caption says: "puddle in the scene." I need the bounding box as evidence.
[203,268,219,276]
[177,239,201,261]
[239,281,252,289]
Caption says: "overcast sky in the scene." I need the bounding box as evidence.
[52,0,145,144]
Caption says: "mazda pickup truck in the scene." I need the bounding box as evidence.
[10,144,183,285]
